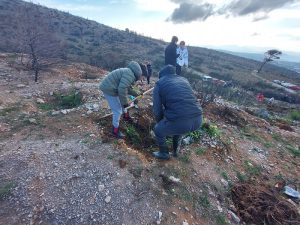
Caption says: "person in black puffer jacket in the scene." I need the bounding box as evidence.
[152,65,202,160]
[164,36,179,67]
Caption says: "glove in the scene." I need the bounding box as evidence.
[134,99,139,104]
[123,104,129,109]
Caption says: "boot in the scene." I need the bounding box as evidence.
[152,145,170,160]
[172,135,182,157]
[112,127,125,139]
[123,112,134,123]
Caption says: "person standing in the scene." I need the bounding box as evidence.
[176,41,188,75]
[152,65,202,160]
[165,36,179,67]
[99,61,143,138]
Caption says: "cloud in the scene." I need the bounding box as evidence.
[168,2,214,23]
[224,0,298,16]
[168,0,299,23]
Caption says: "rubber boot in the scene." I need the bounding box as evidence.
[152,145,170,160]
[123,112,134,123]
[112,127,125,139]
[172,135,182,157]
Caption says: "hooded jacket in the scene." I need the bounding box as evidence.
[99,61,142,105]
[153,65,202,122]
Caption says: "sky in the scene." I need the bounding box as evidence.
[24,0,300,58]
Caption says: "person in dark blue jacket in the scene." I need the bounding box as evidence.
[165,36,179,67]
[152,65,202,160]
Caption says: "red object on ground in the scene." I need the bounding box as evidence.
[256,93,265,102]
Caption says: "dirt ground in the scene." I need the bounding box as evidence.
[0,54,299,225]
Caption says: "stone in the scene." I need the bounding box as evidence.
[182,220,189,225]
[36,98,45,104]
[28,118,37,124]
[104,196,111,203]
[52,111,60,116]
[61,110,67,115]
[17,84,26,88]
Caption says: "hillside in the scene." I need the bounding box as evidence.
[1,53,300,225]
[1,0,300,89]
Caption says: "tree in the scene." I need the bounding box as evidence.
[15,2,63,82]
[257,49,282,73]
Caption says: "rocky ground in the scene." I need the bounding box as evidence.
[0,53,299,225]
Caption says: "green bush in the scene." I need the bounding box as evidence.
[288,110,300,121]
[56,91,82,109]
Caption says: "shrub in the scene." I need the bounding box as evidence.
[288,110,300,121]
[55,91,82,109]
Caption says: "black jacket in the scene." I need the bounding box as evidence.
[153,65,202,122]
[165,42,178,66]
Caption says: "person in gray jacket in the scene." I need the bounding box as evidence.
[152,65,202,159]
[99,61,142,138]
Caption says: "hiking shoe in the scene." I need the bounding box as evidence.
[112,127,125,139]
[152,145,170,160]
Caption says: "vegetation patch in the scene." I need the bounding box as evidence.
[0,181,15,200]
[55,90,83,109]
[288,110,300,121]
[286,146,300,157]
[202,122,220,138]
[243,160,262,177]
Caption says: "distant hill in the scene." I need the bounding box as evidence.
[1,0,300,92]
[220,50,300,74]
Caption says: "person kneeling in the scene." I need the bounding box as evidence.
[152,65,202,160]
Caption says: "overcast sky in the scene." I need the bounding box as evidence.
[25,0,300,55]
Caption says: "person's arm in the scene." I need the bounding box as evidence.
[153,84,163,122]
[128,86,140,97]
[184,49,188,67]
[118,75,135,106]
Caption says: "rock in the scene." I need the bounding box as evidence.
[87,110,93,115]
[182,220,189,225]
[156,211,162,225]
[61,110,67,115]
[98,184,105,192]
[92,104,100,111]
[221,178,229,187]
[36,98,45,104]
[52,111,60,116]
[17,84,26,88]
[28,118,37,124]
[49,91,54,96]
[228,210,240,224]
[169,176,181,183]
[104,196,111,203]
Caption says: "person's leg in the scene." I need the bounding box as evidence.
[176,64,182,75]
[153,116,202,158]
[172,135,182,157]
[103,93,124,138]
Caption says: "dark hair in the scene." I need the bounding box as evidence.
[139,63,148,77]
[179,41,185,45]
[171,36,178,43]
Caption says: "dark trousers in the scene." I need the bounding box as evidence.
[176,64,182,75]
[154,116,202,146]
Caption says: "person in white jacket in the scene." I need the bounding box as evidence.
[176,41,188,75]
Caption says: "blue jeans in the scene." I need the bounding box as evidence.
[103,93,123,128]
[154,116,202,146]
